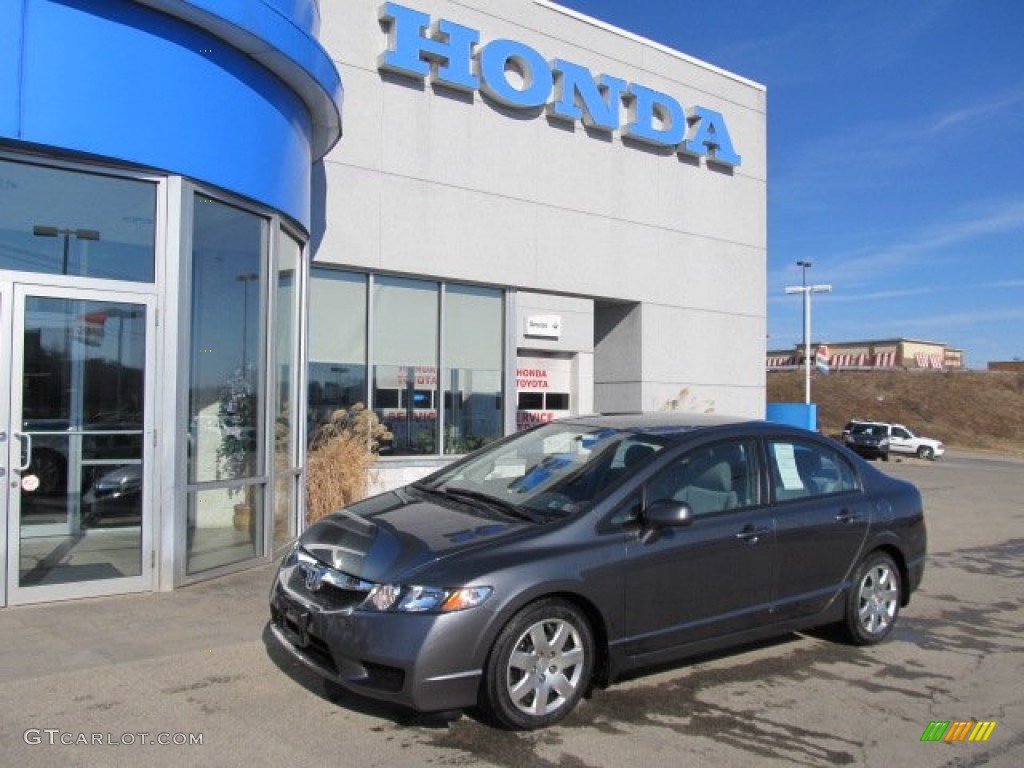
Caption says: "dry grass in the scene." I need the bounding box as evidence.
[768,370,1024,455]
[305,404,392,524]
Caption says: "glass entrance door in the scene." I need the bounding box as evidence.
[3,284,154,604]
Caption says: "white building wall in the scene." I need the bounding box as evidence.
[316,0,767,417]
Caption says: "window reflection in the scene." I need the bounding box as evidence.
[19,297,147,585]
[308,269,367,437]
[0,159,155,281]
[307,270,507,456]
[444,285,503,453]
[373,277,439,455]
[274,231,302,549]
[186,194,266,574]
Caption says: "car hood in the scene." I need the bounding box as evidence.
[298,487,529,583]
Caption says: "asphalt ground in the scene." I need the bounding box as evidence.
[1,449,1021,767]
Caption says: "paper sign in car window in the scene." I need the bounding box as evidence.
[772,443,805,490]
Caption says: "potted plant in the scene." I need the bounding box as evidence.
[306,404,391,525]
[217,366,258,530]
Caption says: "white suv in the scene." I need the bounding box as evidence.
[843,420,945,460]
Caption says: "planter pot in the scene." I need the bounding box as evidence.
[233,503,251,532]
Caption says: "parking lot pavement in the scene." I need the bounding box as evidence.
[2,449,1022,767]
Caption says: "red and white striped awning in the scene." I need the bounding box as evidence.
[830,353,871,369]
[914,353,944,369]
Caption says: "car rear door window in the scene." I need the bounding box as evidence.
[768,439,858,502]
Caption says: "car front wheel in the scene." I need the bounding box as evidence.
[844,552,902,645]
[917,446,935,460]
[480,599,594,730]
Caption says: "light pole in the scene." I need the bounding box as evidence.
[236,272,259,371]
[785,261,831,404]
[33,225,100,275]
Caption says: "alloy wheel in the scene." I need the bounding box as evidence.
[505,617,587,717]
[858,561,899,636]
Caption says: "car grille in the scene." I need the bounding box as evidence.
[288,547,375,611]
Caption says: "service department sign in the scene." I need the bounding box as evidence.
[379,2,742,169]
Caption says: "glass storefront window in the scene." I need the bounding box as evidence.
[0,158,156,281]
[444,285,503,453]
[308,269,367,435]
[273,231,302,549]
[373,276,439,455]
[307,270,506,458]
[186,195,266,574]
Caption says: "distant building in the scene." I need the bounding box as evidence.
[988,360,1024,373]
[768,339,964,372]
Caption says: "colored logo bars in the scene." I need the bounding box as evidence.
[920,720,997,743]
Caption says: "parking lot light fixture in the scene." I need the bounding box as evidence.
[785,261,831,404]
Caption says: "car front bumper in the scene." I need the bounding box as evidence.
[846,441,889,459]
[269,565,494,713]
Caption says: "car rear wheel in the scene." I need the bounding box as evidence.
[844,551,901,645]
[916,446,935,460]
[480,599,594,730]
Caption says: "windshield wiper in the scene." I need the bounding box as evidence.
[440,487,541,523]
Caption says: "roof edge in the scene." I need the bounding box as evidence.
[533,0,766,93]
[131,0,343,158]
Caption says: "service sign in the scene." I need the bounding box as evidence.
[379,3,742,168]
[525,315,561,339]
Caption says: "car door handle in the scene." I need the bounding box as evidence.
[735,525,769,544]
[835,509,860,524]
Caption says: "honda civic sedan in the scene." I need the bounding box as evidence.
[269,413,926,730]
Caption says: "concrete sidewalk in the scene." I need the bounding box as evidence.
[0,562,453,768]
[0,563,277,687]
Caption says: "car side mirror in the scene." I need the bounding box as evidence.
[639,500,693,544]
[643,499,694,529]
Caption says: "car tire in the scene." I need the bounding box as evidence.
[916,446,935,460]
[480,599,594,730]
[843,551,902,646]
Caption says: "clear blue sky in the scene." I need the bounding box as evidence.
[558,0,1024,367]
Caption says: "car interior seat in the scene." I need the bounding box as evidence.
[673,461,738,515]
[794,449,839,495]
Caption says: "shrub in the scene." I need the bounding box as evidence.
[306,404,391,525]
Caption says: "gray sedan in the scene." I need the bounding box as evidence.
[270,413,926,730]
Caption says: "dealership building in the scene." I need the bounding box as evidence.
[0,0,766,606]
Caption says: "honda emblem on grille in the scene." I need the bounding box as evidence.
[304,563,326,592]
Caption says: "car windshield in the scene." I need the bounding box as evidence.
[417,422,668,519]
[852,424,885,437]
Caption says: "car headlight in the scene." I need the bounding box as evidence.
[361,584,492,613]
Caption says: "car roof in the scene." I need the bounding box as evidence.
[560,412,764,437]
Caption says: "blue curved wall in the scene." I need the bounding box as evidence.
[0,0,343,231]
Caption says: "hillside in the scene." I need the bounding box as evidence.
[767,369,1024,455]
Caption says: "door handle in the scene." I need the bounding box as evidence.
[835,509,860,524]
[13,432,32,472]
[735,525,769,544]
